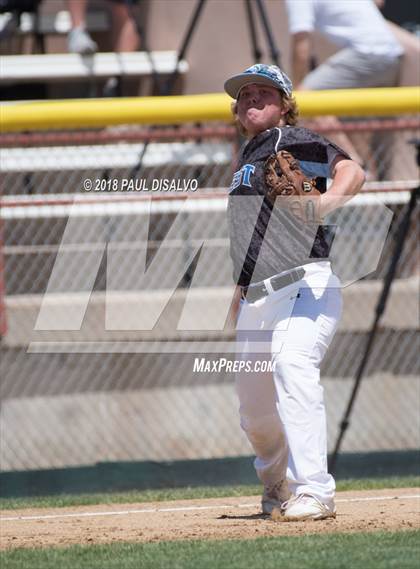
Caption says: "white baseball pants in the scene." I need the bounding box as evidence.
[235,262,342,504]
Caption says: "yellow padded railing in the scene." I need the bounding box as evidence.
[1,87,419,132]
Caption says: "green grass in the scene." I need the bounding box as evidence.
[0,475,419,511]
[335,475,420,492]
[1,531,419,569]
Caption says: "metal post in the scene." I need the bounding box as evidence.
[330,144,420,473]
[245,0,263,63]
[255,0,281,66]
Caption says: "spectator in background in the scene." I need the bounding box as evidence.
[285,0,404,170]
[67,0,140,54]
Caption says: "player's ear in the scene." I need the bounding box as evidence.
[279,97,290,115]
[231,100,249,137]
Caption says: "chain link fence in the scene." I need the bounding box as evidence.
[1,118,419,472]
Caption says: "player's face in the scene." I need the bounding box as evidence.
[237,84,286,136]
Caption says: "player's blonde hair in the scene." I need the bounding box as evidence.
[232,91,299,138]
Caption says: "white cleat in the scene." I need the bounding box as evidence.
[261,480,291,515]
[279,493,336,521]
[68,27,97,55]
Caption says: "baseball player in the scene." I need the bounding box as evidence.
[224,64,364,520]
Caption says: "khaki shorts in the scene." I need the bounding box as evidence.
[302,48,402,90]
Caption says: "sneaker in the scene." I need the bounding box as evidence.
[103,77,121,97]
[0,12,18,41]
[261,480,290,515]
[68,27,97,55]
[280,493,336,521]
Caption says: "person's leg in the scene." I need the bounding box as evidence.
[301,49,402,173]
[365,56,401,180]
[110,0,140,52]
[299,51,364,163]
[67,0,97,54]
[235,355,289,488]
[235,301,290,511]
[271,284,342,505]
[67,0,89,28]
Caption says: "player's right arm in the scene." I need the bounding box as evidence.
[320,157,365,217]
[291,31,312,88]
[285,0,315,87]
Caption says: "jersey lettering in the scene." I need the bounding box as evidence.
[242,164,255,186]
[230,164,255,191]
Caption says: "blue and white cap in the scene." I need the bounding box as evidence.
[224,64,293,99]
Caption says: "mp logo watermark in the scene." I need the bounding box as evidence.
[28,194,393,354]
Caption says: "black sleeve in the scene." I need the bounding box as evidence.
[326,140,351,169]
[304,128,351,165]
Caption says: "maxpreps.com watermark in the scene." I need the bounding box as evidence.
[193,357,276,373]
[83,178,198,192]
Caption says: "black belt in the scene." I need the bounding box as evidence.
[241,267,305,303]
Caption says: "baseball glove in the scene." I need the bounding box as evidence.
[264,150,322,224]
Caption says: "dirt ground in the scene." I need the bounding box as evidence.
[0,488,419,550]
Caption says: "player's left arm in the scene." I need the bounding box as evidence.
[320,156,365,217]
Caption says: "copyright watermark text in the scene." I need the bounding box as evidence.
[83,178,198,192]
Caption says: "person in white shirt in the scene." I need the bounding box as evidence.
[286,0,403,90]
[285,0,403,174]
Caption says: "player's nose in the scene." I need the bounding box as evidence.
[249,91,260,105]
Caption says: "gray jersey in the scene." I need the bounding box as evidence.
[228,126,348,286]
